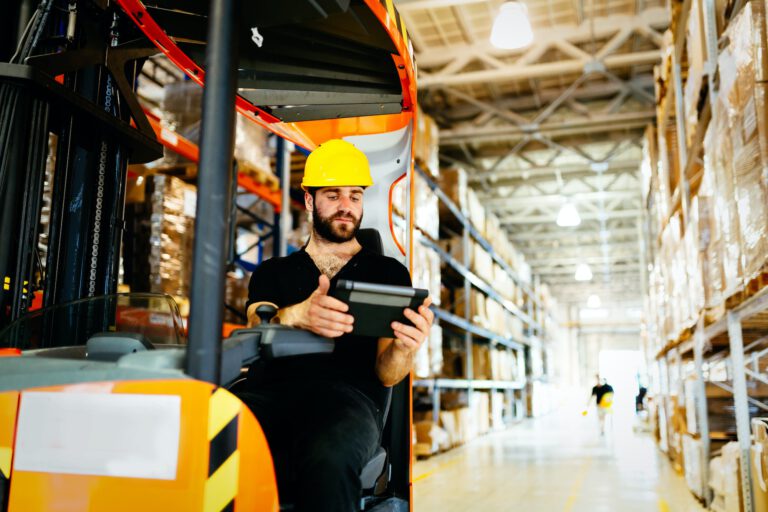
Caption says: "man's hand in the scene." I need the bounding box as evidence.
[282,275,354,338]
[375,296,435,387]
[390,297,434,355]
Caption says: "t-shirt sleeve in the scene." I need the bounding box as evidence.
[245,259,282,312]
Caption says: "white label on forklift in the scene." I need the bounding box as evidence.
[14,392,181,480]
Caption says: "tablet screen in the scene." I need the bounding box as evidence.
[332,280,429,338]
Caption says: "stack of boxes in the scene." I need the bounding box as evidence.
[410,111,444,379]
[124,81,275,323]
[123,174,196,302]
[646,0,768,354]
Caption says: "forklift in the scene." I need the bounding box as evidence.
[0,1,418,510]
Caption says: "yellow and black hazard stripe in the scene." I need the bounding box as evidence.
[0,445,11,511]
[378,0,416,71]
[204,388,242,512]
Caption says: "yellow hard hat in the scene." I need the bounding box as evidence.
[301,139,373,190]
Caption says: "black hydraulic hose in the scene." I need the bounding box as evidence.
[185,0,241,383]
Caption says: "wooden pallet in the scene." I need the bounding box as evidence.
[725,284,747,310]
[704,303,726,326]
[155,162,198,180]
[239,162,279,191]
[744,266,768,301]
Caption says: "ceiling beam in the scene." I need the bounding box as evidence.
[472,167,640,188]
[415,7,669,69]
[481,190,640,209]
[510,228,640,243]
[468,160,640,183]
[421,50,662,88]
[499,209,642,224]
[547,278,642,288]
[522,241,641,254]
[440,111,654,144]
[435,76,655,121]
[537,265,640,276]
[529,253,641,267]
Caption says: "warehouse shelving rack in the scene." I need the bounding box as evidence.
[661,291,768,512]
[412,164,551,426]
[648,0,719,234]
[142,104,294,325]
[644,0,768,508]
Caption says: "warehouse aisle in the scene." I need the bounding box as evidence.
[413,400,704,512]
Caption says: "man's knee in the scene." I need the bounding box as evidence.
[302,439,368,478]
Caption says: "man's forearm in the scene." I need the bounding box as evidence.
[376,342,414,387]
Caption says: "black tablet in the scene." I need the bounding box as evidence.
[332,280,429,338]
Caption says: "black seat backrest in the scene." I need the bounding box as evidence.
[356,229,384,255]
[356,228,393,431]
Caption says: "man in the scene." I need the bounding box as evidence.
[585,375,614,435]
[239,139,434,512]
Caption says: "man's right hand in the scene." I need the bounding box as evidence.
[281,275,354,338]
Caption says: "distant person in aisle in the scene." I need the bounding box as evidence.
[585,375,614,435]
[636,382,648,413]
[239,139,434,512]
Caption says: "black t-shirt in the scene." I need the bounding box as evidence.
[592,384,614,406]
[246,247,412,411]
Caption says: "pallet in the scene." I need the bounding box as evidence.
[725,284,747,310]
[155,162,197,180]
[704,303,726,326]
[744,266,768,302]
[414,157,438,178]
[239,162,279,191]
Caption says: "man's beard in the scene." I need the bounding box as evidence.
[312,207,363,243]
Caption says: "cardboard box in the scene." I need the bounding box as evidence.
[683,434,705,498]
[438,167,468,216]
[752,418,768,512]
[414,420,449,455]
[491,392,506,430]
[415,108,440,177]
[472,344,491,380]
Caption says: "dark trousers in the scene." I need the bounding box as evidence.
[236,380,381,512]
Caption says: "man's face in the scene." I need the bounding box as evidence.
[307,186,364,243]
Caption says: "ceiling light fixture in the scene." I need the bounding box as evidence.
[490,2,534,50]
[556,201,581,227]
[587,294,601,308]
[575,263,593,281]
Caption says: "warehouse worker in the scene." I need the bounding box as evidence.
[239,139,434,512]
[585,375,614,435]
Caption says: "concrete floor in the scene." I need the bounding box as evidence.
[412,403,705,512]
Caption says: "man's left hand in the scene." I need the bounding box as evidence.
[391,297,434,354]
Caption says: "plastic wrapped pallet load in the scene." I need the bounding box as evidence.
[684,213,705,325]
[414,171,440,240]
[438,167,468,217]
[752,418,768,512]
[124,175,196,299]
[722,1,768,288]
[694,165,726,316]
[415,107,440,177]
[413,335,431,379]
[491,392,505,430]
[466,188,486,235]
[412,235,441,307]
[683,434,704,498]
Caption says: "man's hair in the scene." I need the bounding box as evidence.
[306,187,318,200]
